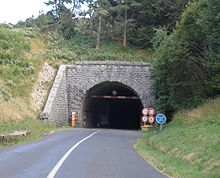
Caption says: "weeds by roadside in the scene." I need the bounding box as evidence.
[0,118,56,147]
[135,98,220,178]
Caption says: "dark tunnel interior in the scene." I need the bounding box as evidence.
[81,82,143,130]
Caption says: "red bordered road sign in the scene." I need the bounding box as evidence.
[148,116,155,124]
[142,108,149,116]
[141,116,148,123]
[149,108,156,116]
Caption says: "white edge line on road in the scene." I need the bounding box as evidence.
[47,130,100,178]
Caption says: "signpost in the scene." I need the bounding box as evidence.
[148,115,155,124]
[156,114,167,131]
[148,108,155,116]
[141,116,148,124]
[142,108,149,116]
[141,107,156,130]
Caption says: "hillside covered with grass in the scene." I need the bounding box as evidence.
[0,26,56,145]
[136,97,220,178]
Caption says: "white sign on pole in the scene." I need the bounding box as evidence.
[141,116,148,123]
[149,108,155,116]
[148,116,155,124]
[142,108,149,116]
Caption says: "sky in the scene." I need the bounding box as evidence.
[0,0,50,24]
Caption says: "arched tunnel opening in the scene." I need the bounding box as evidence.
[81,82,143,130]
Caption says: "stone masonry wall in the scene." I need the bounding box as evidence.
[41,61,153,126]
[66,61,154,126]
[40,65,68,125]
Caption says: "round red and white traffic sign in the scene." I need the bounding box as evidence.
[148,116,155,124]
[142,108,149,116]
[149,108,156,116]
[141,116,148,123]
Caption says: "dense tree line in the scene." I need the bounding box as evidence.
[152,0,220,116]
[16,0,189,48]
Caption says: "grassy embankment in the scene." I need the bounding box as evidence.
[135,97,220,178]
[0,26,152,146]
[45,31,154,64]
[0,26,57,146]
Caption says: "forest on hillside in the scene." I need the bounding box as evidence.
[16,0,189,49]
[1,0,220,117]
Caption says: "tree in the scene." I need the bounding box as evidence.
[152,0,220,115]
[122,0,128,47]
[127,0,189,48]
[45,0,85,38]
[106,0,141,47]
[96,15,102,49]
[199,0,220,93]
[122,0,141,47]
[87,0,110,49]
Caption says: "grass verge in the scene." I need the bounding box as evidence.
[135,97,220,178]
[0,118,56,147]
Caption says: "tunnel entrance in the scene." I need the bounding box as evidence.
[81,82,143,130]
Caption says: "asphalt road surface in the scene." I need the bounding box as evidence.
[0,129,168,178]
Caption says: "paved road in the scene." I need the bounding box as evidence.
[0,129,167,178]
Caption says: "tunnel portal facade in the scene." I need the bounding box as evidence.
[40,61,154,129]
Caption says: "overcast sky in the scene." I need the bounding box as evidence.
[0,0,50,24]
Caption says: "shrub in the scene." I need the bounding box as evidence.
[152,0,220,115]
[0,27,35,98]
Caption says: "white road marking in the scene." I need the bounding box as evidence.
[47,130,100,178]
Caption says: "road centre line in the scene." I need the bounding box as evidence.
[47,130,100,178]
